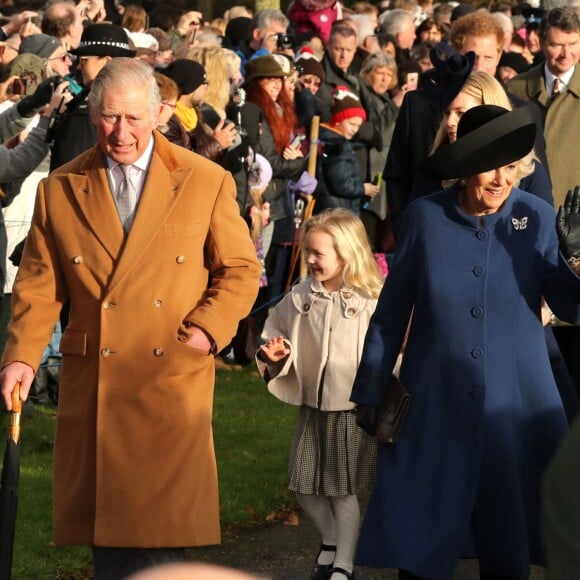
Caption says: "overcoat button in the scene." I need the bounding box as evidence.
[73,256,83,264]
[473,266,485,277]
[303,304,310,312]
[471,347,484,358]
[471,306,483,318]
[153,347,164,356]
[347,308,356,316]
[476,231,489,241]
[100,348,111,357]
[154,299,163,308]
[343,292,352,299]
[176,256,185,264]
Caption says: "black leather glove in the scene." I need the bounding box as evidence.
[355,404,378,436]
[557,185,580,259]
[16,75,62,117]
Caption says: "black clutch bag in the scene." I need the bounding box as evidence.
[375,375,411,445]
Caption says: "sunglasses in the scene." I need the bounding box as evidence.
[48,53,72,63]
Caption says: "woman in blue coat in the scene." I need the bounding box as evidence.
[351,104,580,580]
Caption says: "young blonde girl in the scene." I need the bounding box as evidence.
[257,209,383,580]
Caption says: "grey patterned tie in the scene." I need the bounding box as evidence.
[117,164,137,231]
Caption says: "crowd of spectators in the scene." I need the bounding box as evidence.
[0,0,578,378]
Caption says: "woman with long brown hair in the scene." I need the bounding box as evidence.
[242,54,308,312]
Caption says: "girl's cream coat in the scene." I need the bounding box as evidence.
[259,279,377,410]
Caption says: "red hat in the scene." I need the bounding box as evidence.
[330,86,367,125]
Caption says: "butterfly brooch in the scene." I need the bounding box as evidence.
[512,217,528,231]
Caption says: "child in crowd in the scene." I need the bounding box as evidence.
[315,86,379,215]
[257,209,383,580]
[246,152,273,288]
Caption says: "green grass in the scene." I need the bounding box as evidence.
[3,365,298,579]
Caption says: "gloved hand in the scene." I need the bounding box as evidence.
[355,404,378,436]
[16,75,62,117]
[557,185,580,259]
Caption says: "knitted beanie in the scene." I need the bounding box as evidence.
[295,47,325,82]
[163,59,207,95]
[19,33,60,59]
[330,85,366,125]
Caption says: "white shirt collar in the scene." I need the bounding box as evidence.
[544,63,575,93]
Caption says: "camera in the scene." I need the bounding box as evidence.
[276,33,293,51]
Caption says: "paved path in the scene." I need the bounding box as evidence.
[189,514,546,579]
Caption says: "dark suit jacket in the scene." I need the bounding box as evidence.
[385,82,551,239]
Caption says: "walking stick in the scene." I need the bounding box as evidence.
[285,116,321,290]
[0,382,22,580]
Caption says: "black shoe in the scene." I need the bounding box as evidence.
[310,544,336,580]
[328,566,355,579]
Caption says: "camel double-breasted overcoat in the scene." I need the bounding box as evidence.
[1,132,261,548]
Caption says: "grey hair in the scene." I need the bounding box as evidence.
[360,51,397,77]
[253,9,289,33]
[490,11,513,39]
[378,9,414,36]
[88,58,161,118]
[348,13,377,46]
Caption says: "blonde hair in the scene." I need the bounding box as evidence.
[300,209,384,299]
[187,46,230,116]
[431,71,535,182]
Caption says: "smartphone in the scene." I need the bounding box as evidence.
[290,134,305,148]
[406,72,419,92]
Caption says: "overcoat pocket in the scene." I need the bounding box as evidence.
[59,328,87,357]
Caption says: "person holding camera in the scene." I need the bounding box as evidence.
[18,33,73,79]
[235,9,290,72]
[47,23,135,171]
[0,78,71,183]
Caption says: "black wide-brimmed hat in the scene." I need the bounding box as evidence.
[422,42,475,108]
[70,23,136,57]
[419,104,537,180]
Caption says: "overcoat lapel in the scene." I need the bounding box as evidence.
[66,134,194,293]
[528,72,550,109]
[66,148,124,261]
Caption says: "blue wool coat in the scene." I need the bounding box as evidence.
[350,185,580,579]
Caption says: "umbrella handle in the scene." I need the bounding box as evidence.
[9,382,21,444]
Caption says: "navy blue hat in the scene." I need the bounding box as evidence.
[422,42,476,108]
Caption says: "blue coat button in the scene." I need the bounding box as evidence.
[476,231,489,241]
[473,266,485,277]
[471,347,484,358]
[471,306,484,318]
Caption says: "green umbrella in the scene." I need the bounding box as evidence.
[0,383,22,580]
